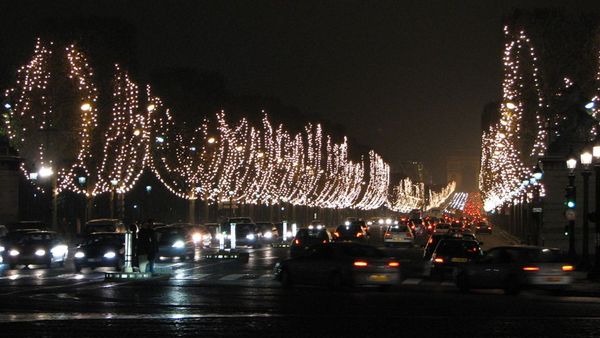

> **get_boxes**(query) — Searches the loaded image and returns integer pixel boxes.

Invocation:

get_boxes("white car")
[383,224,414,247]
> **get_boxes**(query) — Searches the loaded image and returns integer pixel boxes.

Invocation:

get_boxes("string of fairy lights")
[4,39,455,212]
[480,26,550,212]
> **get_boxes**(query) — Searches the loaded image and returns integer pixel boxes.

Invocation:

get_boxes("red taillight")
[356,232,364,238]
[388,261,400,267]
[334,232,340,237]
[522,266,540,271]
[433,258,444,263]
[427,225,432,230]
[294,239,300,245]
[354,260,368,267]
[562,265,574,271]
[322,240,328,244]
[384,232,392,238]
[428,238,433,244]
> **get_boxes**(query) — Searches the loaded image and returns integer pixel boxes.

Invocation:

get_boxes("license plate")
[545,276,562,282]
[451,258,468,263]
[368,274,390,282]
[88,258,101,262]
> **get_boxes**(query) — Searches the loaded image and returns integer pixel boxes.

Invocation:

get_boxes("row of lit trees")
[3,39,455,220]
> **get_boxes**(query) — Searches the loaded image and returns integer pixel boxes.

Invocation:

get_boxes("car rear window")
[436,224,450,229]
[436,240,481,257]
[388,225,409,233]
[86,234,123,245]
[296,229,326,239]
[338,244,384,258]
[337,225,362,234]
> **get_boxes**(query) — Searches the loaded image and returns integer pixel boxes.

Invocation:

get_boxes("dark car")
[73,232,125,272]
[155,226,195,260]
[429,239,483,278]
[455,246,574,294]
[2,231,68,269]
[256,222,279,243]
[290,228,332,258]
[168,223,212,248]
[423,233,453,260]
[475,221,493,234]
[333,224,368,242]
[7,221,47,232]
[275,242,401,288]
[215,223,261,248]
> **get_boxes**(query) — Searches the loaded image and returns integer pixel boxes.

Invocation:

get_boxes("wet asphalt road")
[1,230,600,337]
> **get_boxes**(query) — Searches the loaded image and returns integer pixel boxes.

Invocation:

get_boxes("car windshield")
[85,234,123,245]
[436,240,482,257]
[157,228,186,241]
[338,244,384,258]
[436,224,450,229]
[18,233,54,243]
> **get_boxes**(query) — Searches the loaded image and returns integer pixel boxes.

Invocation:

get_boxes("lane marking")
[402,278,422,285]
[219,274,246,281]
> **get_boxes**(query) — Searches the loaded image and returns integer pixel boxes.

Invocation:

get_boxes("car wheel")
[504,276,520,295]
[75,264,82,273]
[280,269,293,288]
[328,272,343,290]
[456,273,470,293]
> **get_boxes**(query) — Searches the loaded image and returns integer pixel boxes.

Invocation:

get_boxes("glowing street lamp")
[506,102,517,110]
[38,166,54,178]
[80,102,92,112]
[207,137,216,144]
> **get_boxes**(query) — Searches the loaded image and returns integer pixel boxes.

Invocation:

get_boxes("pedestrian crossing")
[0,270,457,288]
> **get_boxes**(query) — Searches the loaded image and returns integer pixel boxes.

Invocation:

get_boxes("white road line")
[219,274,246,281]
[401,278,422,285]
[173,273,212,280]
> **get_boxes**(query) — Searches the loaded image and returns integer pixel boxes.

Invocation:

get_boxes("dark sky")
[1,0,598,183]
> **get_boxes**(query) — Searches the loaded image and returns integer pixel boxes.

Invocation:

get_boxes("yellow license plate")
[451,258,468,263]
[368,274,390,282]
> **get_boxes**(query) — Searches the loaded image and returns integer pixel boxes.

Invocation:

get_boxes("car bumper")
[157,247,189,258]
[353,271,400,286]
[75,256,120,268]
[526,274,573,287]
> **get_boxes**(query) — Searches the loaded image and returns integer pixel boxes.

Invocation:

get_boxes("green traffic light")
[567,201,576,208]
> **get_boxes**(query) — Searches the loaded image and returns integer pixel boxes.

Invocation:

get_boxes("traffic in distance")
[0,211,575,295]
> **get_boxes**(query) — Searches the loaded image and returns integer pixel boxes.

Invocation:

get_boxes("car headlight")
[103,251,116,259]
[35,249,46,256]
[246,234,255,240]
[50,245,68,257]
[9,249,19,256]
[264,231,273,239]
[216,233,223,240]
[0,246,4,253]
[172,240,185,248]
[74,251,85,259]
[192,233,202,244]
[286,231,292,237]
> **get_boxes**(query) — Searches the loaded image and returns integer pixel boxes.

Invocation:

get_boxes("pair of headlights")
[5,245,68,258]
[74,251,116,259]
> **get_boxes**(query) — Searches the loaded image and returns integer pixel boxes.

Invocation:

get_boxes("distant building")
[446,150,479,192]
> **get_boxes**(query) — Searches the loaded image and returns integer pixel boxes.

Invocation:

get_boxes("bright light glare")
[172,240,185,248]
[50,245,68,257]
[245,234,255,240]
[35,249,46,256]
[103,251,116,259]
[9,250,19,256]
[264,231,273,239]
[192,233,202,244]
[38,166,53,178]
[80,103,92,111]
[585,102,595,109]
[74,251,85,259]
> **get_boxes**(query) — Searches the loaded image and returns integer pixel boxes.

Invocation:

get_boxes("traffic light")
[565,185,576,209]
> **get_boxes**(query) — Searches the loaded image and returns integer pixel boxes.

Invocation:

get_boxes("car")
[255,222,279,243]
[73,232,125,272]
[449,221,463,234]
[428,239,483,279]
[275,242,401,288]
[455,246,574,294]
[383,223,414,247]
[1,230,68,269]
[84,219,126,234]
[290,227,332,258]
[333,224,368,242]
[216,223,261,248]
[168,223,212,248]
[423,233,452,260]
[475,221,493,234]
[155,225,195,260]
[433,223,451,234]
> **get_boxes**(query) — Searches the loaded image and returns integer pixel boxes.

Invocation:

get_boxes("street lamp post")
[532,163,544,246]
[566,154,577,258]
[581,150,593,268]
[594,140,600,271]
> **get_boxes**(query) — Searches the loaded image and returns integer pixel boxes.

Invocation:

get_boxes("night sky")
[1,0,598,183]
